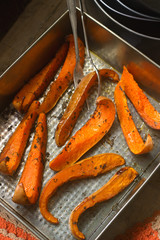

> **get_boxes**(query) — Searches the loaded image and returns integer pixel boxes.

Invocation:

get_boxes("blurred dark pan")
[119,0,160,19]
[96,0,160,39]
[99,0,155,20]
[117,0,160,20]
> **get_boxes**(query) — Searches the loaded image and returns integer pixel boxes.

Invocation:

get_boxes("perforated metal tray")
[0,9,160,240]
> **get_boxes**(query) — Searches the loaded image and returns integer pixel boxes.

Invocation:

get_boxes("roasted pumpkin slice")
[114,81,153,154]
[0,101,40,175]
[12,42,68,113]
[55,69,119,147]
[38,34,85,114]
[12,112,47,205]
[121,66,160,129]
[49,96,116,171]
[69,166,138,240]
[39,153,125,224]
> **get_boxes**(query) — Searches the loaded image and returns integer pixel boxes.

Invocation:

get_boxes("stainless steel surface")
[0,1,67,75]
[0,9,160,240]
[67,0,84,88]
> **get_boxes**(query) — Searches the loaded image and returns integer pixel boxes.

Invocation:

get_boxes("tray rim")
[0,198,49,240]
[0,8,160,240]
[89,157,160,240]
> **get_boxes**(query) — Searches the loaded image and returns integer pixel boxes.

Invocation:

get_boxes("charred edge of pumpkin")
[0,157,10,175]
[39,195,59,224]
[96,96,111,105]
[12,182,30,205]
[137,134,153,155]
[69,214,85,240]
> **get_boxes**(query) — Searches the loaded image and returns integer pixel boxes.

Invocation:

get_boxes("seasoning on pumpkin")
[12,42,68,113]
[55,68,119,147]
[38,34,85,114]
[50,96,116,171]
[39,153,125,224]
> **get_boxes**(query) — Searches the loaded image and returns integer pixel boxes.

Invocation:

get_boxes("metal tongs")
[66,0,101,96]
[66,0,84,88]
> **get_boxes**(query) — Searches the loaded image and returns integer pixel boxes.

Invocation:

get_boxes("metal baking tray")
[0,9,160,240]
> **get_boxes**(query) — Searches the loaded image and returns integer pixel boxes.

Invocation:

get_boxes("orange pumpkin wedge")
[55,69,119,147]
[12,42,68,113]
[12,112,47,205]
[114,81,153,154]
[38,34,85,114]
[49,96,116,171]
[121,66,160,129]
[69,166,138,240]
[0,101,40,175]
[39,153,125,224]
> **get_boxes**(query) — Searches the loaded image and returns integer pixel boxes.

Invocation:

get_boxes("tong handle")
[79,0,101,96]
[66,0,80,63]
[78,0,90,57]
